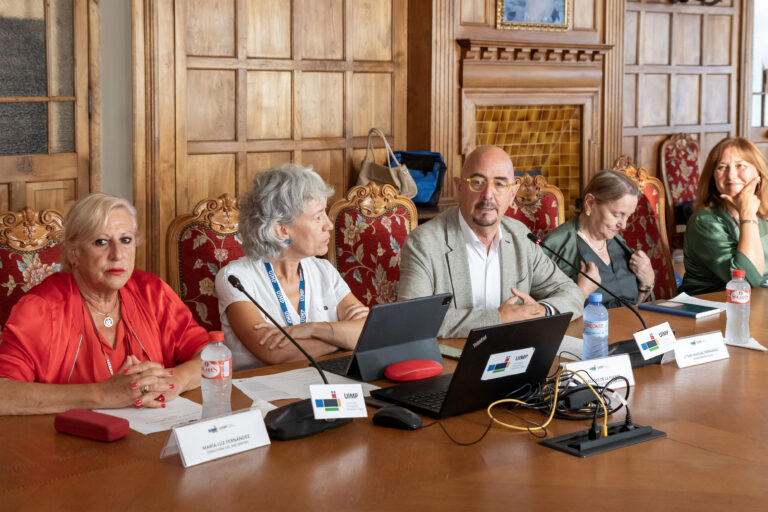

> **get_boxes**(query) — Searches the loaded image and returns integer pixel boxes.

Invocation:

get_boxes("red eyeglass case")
[384,359,443,382]
[54,409,130,442]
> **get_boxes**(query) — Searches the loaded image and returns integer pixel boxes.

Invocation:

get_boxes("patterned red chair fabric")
[504,173,565,238]
[0,208,64,328]
[166,194,243,330]
[328,182,417,306]
[612,161,677,300]
[660,133,700,248]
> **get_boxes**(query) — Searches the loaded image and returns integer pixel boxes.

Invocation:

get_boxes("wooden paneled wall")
[135,0,406,277]
[622,0,740,176]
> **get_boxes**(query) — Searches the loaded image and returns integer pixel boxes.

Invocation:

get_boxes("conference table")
[1,290,767,511]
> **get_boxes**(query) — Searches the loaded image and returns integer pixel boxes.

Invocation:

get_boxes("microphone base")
[265,399,352,441]
[539,421,666,458]
[608,338,663,368]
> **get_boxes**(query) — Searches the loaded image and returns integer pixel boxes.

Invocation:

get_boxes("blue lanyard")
[264,262,306,326]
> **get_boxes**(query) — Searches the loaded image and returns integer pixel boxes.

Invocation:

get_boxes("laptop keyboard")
[316,355,352,376]
[401,389,447,413]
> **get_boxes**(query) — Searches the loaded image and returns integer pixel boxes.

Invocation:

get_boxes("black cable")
[420,418,494,446]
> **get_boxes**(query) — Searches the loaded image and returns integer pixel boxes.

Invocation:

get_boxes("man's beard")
[471,199,498,227]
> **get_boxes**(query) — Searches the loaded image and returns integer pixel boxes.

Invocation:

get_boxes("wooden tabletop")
[1,290,767,511]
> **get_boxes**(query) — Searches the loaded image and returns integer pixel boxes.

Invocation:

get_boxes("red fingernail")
[156,394,165,402]
[130,382,137,389]
[135,399,142,406]
[169,384,175,389]
[123,369,129,374]
[161,403,166,408]
[168,370,174,376]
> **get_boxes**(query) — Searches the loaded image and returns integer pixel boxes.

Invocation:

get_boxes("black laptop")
[316,293,453,381]
[370,313,573,418]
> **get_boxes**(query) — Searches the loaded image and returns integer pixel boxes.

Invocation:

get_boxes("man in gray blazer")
[398,146,583,338]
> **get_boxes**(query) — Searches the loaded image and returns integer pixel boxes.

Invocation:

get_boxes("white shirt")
[215,255,351,371]
[457,210,502,310]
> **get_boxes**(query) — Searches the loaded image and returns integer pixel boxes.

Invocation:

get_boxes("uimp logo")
[641,333,660,352]
[487,355,510,373]
[315,391,341,412]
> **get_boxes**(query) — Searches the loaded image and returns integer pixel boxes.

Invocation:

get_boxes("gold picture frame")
[496,0,570,32]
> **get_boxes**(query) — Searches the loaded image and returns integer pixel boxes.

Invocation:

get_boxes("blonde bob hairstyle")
[61,193,140,271]
[694,137,768,218]
[577,169,640,214]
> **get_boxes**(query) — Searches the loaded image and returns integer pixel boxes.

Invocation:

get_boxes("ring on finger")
[141,384,150,394]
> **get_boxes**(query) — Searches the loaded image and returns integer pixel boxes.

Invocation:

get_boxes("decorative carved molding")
[666,133,699,151]
[514,174,548,204]
[613,160,652,194]
[339,182,417,221]
[189,194,239,234]
[0,208,64,252]
[458,40,611,64]
[612,155,636,172]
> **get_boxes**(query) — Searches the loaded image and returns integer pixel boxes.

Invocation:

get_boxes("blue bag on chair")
[390,151,447,207]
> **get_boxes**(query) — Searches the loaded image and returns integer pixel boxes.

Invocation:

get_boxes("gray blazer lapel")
[445,213,474,310]
[499,234,516,302]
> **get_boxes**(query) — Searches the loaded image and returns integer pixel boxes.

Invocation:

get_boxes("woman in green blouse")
[680,137,768,295]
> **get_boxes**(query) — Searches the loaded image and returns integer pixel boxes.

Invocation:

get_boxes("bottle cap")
[209,331,224,342]
[588,292,602,304]
[732,269,745,278]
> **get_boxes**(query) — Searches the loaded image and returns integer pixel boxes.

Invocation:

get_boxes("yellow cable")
[486,369,609,437]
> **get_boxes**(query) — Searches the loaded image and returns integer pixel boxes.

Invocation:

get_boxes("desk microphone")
[526,232,646,330]
[228,274,351,440]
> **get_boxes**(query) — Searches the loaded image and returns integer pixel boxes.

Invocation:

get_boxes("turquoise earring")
[285,238,292,245]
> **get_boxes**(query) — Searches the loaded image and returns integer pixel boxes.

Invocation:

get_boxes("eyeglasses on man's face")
[461,177,516,195]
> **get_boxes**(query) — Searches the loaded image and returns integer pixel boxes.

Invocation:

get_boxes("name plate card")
[172,409,270,468]
[633,322,676,360]
[562,354,635,388]
[674,331,729,368]
[310,384,367,420]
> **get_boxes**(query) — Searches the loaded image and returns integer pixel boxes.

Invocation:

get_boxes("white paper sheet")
[95,397,203,435]
[233,367,379,403]
[557,335,583,360]
[671,292,726,312]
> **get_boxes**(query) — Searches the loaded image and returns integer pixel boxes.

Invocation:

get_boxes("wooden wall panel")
[573,0,595,30]
[351,0,392,61]
[244,152,292,190]
[459,0,488,25]
[246,71,292,139]
[0,185,7,212]
[26,180,76,214]
[186,70,236,141]
[137,0,407,277]
[675,14,701,66]
[182,154,236,213]
[671,74,700,126]
[352,73,392,136]
[640,74,669,126]
[641,12,670,65]
[703,74,730,125]
[297,0,343,60]
[301,72,344,138]
[702,15,731,66]
[622,1,739,175]
[185,0,235,57]
[246,0,291,58]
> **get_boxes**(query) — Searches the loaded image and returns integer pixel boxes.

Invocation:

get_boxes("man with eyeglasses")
[398,145,583,337]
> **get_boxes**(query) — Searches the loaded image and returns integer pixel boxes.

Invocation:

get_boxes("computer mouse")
[371,405,422,430]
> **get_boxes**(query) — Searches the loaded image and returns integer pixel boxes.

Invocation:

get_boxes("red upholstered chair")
[504,173,565,238]
[0,208,64,328]
[166,194,243,330]
[328,182,417,306]
[612,160,677,300]
[660,133,700,248]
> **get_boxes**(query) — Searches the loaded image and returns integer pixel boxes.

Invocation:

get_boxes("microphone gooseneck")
[228,274,329,384]
[527,232,647,330]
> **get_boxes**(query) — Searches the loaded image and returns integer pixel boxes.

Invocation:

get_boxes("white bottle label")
[584,320,608,337]
[202,359,232,380]
[726,289,750,304]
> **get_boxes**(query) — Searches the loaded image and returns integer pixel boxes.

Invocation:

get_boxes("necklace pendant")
[103,316,114,328]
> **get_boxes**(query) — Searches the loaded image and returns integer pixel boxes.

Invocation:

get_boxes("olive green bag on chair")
[356,128,418,198]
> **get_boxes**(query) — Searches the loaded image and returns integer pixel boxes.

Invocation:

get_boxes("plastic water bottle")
[201,331,232,419]
[725,269,750,344]
[583,293,609,360]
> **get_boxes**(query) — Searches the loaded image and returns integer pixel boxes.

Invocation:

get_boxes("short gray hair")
[61,193,139,271]
[239,163,333,261]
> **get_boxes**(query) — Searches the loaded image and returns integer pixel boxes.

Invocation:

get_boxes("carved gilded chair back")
[504,173,565,238]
